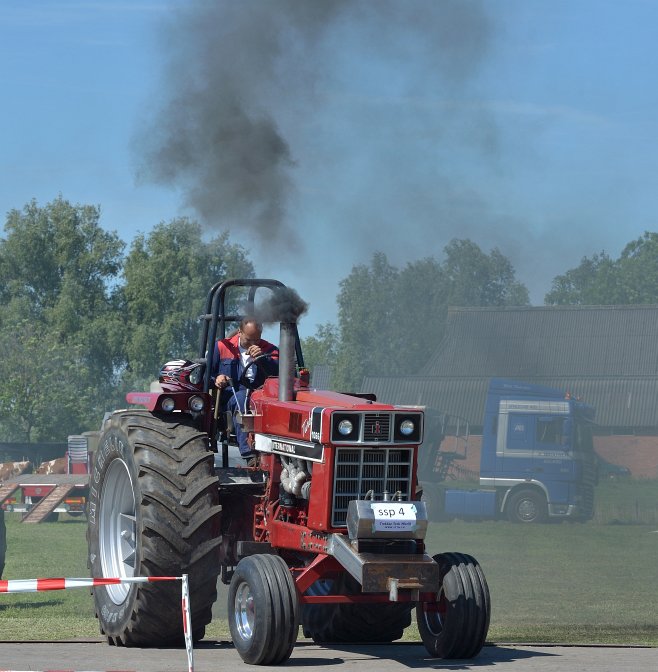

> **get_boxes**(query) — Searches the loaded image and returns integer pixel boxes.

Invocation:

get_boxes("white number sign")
[370,502,417,532]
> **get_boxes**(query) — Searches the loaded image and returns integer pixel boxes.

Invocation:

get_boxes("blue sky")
[2,1,658,337]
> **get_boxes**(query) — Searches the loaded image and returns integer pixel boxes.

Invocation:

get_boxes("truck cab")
[425,378,597,523]
[477,378,596,522]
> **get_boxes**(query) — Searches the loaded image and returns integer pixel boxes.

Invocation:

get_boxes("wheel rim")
[99,458,137,604]
[517,497,538,522]
[233,580,255,642]
[421,587,447,636]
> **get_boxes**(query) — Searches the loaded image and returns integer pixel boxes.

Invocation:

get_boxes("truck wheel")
[87,410,221,646]
[506,488,547,524]
[417,552,490,659]
[302,574,412,643]
[228,554,299,665]
[0,508,6,579]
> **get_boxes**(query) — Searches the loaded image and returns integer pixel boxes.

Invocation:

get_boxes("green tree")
[0,198,125,439]
[301,322,339,386]
[120,219,254,386]
[545,252,620,305]
[616,232,658,302]
[331,240,529,390]
[545,232,658,305]
[443,239,529,306]
[1,197,123,320]
[396,256,449,367]
[0,315,94,442]
[332,252,399,391]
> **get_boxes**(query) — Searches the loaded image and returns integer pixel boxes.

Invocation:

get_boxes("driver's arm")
[215,374,231,389]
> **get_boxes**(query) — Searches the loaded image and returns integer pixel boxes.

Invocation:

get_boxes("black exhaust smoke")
[253,286,308,324]
[135,1,495,261]
[265,288,307,402]
[245,286,308,402]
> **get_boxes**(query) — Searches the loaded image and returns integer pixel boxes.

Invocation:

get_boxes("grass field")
[424,519,658,645]
[0,479,657,644]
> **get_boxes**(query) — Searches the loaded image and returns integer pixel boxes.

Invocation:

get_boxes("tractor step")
[216,467,266,487]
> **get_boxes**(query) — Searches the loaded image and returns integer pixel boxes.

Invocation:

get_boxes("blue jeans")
[227,388,252,457]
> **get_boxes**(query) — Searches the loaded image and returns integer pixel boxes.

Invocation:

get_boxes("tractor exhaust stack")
[278,322,296,402]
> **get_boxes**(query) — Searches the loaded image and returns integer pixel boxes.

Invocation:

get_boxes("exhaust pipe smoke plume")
[238,285,307,402]
[255,287,307,402]
[252,286,309,325]
[134,1,351,250]
[135,0,496,260]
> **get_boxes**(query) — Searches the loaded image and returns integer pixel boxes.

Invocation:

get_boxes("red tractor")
[86,279,490,664]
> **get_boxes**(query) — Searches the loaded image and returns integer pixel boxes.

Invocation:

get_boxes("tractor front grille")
[363,413,391,442]
[331,447,414,527]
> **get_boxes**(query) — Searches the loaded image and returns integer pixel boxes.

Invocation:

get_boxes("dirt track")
[0,640,654,671]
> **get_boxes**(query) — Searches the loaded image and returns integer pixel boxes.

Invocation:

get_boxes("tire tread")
[87,411,221,646]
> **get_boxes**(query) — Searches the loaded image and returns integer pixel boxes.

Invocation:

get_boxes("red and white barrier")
[0,575,180,593]
[0,574,194,672]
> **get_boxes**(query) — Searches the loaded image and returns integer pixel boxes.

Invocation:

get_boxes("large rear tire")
[0,508,6,579]
[228,554,299,665]
[417,552,490,659]
[87,410,221,646]
[302,574,412,643]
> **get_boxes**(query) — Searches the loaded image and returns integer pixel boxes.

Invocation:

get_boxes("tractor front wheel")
[417,552,490,659]
[228,554,299,665]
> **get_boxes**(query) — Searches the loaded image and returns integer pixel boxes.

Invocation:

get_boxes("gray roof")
[427,305,658,378]
[362,375,658,429]
[363,305,658,429]
[361,376,488,423]
[310,365,333,391]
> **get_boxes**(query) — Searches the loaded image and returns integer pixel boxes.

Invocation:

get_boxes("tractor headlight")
[188,364,203,385]
[161,397,176,413]
[188,395,205,413]
[338,419,353,436]
[399,419,415,436]
[394,413,422,442]
[331,413,360,442]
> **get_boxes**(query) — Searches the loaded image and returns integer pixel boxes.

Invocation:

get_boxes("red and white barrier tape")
[0,574,194,672]
[0,575,178,593]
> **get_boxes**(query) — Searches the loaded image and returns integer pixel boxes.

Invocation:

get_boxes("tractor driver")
[211,317,279,462]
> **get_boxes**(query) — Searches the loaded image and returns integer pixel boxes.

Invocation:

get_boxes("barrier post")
[181,573,194,672]
[0,575,194,671]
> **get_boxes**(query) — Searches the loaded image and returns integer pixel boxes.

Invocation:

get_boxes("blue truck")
[420,378,597,523]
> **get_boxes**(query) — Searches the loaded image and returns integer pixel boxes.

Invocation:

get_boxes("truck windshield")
[535,416,566,445]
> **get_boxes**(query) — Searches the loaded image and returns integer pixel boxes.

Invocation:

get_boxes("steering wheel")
[240,353,276,389]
